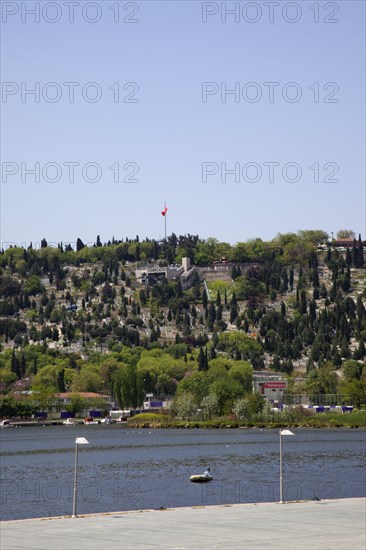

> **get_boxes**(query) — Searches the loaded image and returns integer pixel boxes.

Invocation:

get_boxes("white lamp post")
[72,436,89,517]
[279,429,295,503]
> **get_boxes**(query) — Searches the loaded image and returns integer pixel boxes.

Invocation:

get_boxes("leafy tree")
[29,386,56,413]
[228,361,253,393]
[0,368,17,390]
[201,393,219,419]
[209,377,243,415]
[176,372,208,405]
[297,230,329,246]
[114,363,144,409]
[66,394,88,415]
[71,369,104,393]
[232,393,264,421]
[218,332,262,358]
[0,276,21,297]
[336,229,355,239]
[339,380,365,407]
[342,360,363,382]
[174,392,197,419]
[306,362,338,395]
[25,275,43,296]
[33,365,59,389]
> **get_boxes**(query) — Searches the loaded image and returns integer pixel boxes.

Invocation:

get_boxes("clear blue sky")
[1,0,365,247]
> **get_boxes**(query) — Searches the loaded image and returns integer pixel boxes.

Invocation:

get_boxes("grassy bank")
[127,411,366,429]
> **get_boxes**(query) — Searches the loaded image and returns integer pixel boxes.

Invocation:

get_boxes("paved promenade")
[1,498,365,550]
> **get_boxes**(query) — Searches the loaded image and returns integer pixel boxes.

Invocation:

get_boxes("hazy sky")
[1,0,365,247]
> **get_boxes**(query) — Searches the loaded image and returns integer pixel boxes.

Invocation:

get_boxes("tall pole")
[164,202,167,241]
[279,429,294,503]
[279,431,283,503]
[71,437,88,517]
[72,440,79,517]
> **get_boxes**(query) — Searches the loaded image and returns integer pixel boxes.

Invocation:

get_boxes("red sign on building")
[262,382,287,389]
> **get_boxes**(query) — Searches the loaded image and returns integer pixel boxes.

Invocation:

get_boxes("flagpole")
[161,203,168,241]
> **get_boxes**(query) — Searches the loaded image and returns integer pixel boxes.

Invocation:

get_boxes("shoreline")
[126,421,366,429]
[1,496,365,524]
[1,419,365,429]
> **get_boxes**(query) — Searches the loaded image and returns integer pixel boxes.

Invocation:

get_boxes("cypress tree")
[309,300,316,321]
[281,302,286,317]
[217,304,223,321]
[353,337,365,359]
[198,347,205,371]
[357,235,364,267]
[341,268,351,292]
[271,355,281,371]
[20,354,26,378]
[299,290,307,314]
[76,237,85,252]
[32,357,38,375]
[326,247,332,263]
[23,290,30,309]
[57,369,66,392]
[230,302,238,323]
[202,289,208,309]
[11,350,21,379]
[281,268,289,292]
[345,248,352,267]
[208,302,216,324]
[356,296,365,322]
[289,267,294,290]
[352,239,358,266]
[320,283,328,299]
[204,348,209,371]
[312,266,319,288]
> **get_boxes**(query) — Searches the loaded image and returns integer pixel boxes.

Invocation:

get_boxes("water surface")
[0,426,365,520]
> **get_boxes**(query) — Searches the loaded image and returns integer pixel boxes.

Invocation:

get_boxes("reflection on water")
[0,427,365,520]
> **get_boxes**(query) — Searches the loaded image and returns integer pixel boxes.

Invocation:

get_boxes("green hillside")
[0,230,365,421]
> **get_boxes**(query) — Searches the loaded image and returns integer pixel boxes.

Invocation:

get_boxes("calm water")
[0,426,365,520]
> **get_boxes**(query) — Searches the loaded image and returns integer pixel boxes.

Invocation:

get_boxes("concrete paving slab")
[1,498,365,550]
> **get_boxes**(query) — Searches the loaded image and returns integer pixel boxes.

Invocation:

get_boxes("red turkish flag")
[161,206,168,216]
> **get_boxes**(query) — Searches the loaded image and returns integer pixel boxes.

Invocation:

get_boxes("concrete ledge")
[1,498,365,549]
